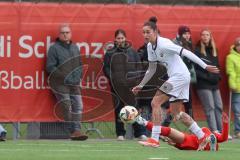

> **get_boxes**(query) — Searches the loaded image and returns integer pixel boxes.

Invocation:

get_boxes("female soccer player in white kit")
[132,17,220,149]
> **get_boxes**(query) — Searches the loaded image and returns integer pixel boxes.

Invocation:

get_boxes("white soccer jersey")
[147,36,190,78]
[139,36,207,101]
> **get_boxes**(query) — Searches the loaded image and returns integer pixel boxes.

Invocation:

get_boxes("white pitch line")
[148,158,169,160]
[219,148,240,151]
[79,149,136,152]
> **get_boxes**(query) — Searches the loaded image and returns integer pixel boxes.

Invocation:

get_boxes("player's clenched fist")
[132,85,143,95]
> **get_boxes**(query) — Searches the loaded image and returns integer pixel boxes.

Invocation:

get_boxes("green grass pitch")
[0,139,239,160]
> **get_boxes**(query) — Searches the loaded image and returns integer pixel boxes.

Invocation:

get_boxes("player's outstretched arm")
[220,112,229,142]
[215,112,229,142]
[222,112,229,124]
[181,48,220,74]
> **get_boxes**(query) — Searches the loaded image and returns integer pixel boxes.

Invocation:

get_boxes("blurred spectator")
[46,23,88,141]
[0,124,7,141]
[172,25,196,118]
[103,29,147,141]
[194,28,223,133]
[226,37,240,139]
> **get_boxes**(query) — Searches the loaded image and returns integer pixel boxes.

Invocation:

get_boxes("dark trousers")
[53,87,82,133]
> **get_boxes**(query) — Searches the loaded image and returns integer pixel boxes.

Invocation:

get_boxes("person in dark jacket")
[194,28,223,133]
[172,25,196,118]
[46,23,88,141]
[103,29,147,141]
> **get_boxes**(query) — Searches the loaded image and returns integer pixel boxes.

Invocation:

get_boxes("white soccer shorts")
[159,75,190,102]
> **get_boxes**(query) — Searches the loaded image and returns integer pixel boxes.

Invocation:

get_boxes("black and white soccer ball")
[119,105,138,124]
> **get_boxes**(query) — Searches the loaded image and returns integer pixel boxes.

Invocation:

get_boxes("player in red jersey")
[135,112,229,151]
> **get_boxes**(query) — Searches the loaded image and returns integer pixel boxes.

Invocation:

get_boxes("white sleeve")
[181,49,207,69]
[161,39,207,69]
[139,62,157,87]
[160,40,183,55]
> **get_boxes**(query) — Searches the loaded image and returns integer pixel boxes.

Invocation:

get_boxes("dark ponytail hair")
[114,29,126,38]
[143,16,158,31]
[149,16,157,24]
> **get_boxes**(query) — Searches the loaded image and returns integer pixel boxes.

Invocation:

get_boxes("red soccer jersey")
[145,119,228,151]
[175,133,199,150]
[174,122,228,151]
[214,121,229,143]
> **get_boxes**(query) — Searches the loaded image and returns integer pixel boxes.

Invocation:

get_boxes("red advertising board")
[0,2,240,121]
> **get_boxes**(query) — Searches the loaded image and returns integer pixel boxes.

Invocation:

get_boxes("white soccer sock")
[189,122,204,139]
[151,126,161,141]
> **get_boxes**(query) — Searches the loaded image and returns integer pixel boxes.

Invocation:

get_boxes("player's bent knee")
[151,101,158,109]
[151,96,165,109]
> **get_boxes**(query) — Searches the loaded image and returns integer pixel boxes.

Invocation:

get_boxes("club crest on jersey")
[160,82,173,93]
